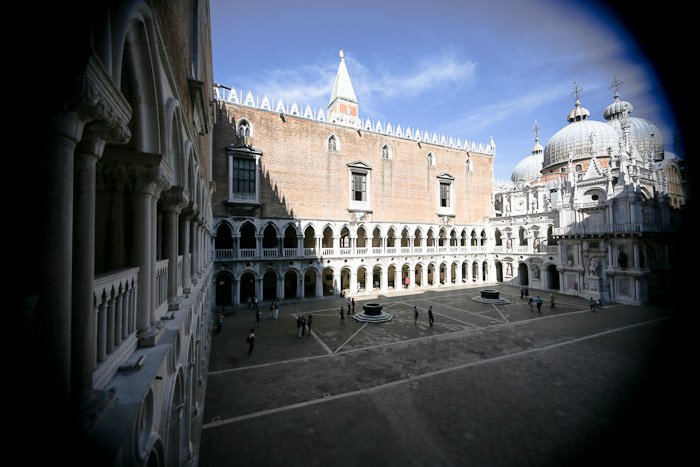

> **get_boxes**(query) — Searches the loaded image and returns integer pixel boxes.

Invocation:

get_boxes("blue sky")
[211,0,675,181]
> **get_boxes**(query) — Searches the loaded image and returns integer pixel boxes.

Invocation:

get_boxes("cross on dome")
[532,120,541,141]
[610,76,623,98]
[571,82,583,104]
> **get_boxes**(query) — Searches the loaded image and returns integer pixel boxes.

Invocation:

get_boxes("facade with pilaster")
[21,1,215,465]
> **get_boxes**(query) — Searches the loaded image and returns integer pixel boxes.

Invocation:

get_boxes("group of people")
[296,314,313,338]
[522,288,555,313]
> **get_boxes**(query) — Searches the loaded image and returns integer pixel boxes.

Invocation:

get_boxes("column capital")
[75,129,106,161]
[66,52,131,144]
[128,163,170,197]
[160,187,190,214]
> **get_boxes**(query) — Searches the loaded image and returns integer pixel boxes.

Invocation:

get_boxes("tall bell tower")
[327,49,360,128]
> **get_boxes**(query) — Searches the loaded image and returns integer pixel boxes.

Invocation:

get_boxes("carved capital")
[76,129,106,161]
[96,161,129,192]
[66,52,132,144]
[160,187,190,213]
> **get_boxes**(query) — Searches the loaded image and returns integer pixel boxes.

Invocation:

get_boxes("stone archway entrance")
[519,263,529,286]
[547,265,560,290]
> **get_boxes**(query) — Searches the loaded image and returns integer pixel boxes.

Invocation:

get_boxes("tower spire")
[328,49,360,127]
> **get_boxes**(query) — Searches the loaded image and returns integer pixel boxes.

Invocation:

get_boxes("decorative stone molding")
[161,187,190,213]
[66,52,132,144]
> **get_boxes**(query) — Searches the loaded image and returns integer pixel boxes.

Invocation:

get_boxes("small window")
[351,172,366,202]
[328,135,337,151]
[238,120,251,137]
[560,167,566,173]
[591,194,599,201]
[382,145,391,160]
[575,164,583,172]
[440,182,451,207]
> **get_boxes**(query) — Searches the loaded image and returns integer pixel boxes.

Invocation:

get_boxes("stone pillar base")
[137,328,158,348]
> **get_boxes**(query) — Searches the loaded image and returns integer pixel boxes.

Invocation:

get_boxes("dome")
[607,117,663,158]
[603,95,633,120]
[511,152,543,183]
[543,99,620,168]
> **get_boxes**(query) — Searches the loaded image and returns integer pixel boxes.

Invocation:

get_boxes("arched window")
[237,119,251,137]
[328,135,338,151]
[382,145,391,159]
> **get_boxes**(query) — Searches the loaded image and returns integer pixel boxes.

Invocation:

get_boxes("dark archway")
[482,261,488,281]
[262,271,277,300]
[472,262,478,281]
[547,264,560,290]
[262,224,278,249]
[284,270,297,298]
[415,264,423,286]
[519,263,529,286]
[283,225,297,249]
[495,262,503,282]
[215,272,234,306]
[239,272,255,304]
[304,269,317,297]
[322,267,334,296]
[239,222,256,249]
[215,223,233,249]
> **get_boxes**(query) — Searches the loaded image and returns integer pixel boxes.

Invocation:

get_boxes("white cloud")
[443,87,563,133]
[227,52,476,111]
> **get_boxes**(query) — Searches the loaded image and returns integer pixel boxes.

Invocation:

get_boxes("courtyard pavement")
[198,283,684,466]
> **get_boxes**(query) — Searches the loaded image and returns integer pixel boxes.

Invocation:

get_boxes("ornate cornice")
[66,52,132,144]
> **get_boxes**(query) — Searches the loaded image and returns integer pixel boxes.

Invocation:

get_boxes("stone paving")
[199,284,682,466]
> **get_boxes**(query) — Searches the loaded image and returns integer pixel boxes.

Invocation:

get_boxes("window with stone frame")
[437,173,454,216]
[226,144,262,204]
[232,158,255,194]
[348,161,372,212]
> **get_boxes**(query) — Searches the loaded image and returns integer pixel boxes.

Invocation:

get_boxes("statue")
[533,238,540,253]
[589,257,598,277]
[533,266,540,280]
[506,263,513,277]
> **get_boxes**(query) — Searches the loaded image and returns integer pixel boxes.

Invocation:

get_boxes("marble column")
[190,218,198,283]
[180,209,192,293]
[71,130,105,403]
[349,270,357,294]
[132,180,154,333]
[315,271,323,298]
[380,267,388,292]
[409,266,415,289]
[161,187,187,300]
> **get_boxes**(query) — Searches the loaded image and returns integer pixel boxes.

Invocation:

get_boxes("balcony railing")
[262,248,278,258]
[304,247,316,256]
[553,223,667,236]
[93,267,139,364]
[400,247,411,254]
[546,245,559,254]
[155,259,169,309]
[283,248,297,257]
[215,249,235,259]
[339,247,351,256]
[240,248,256,258]
[517,246,529,253]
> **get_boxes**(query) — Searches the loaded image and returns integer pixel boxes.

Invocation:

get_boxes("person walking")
[347,298,352,315]
[520,286,525,299]
[216,309,224,334]
[255,308,262,328]
[269,301,275,319]
[414,305,418,325]
[549,294,556,309]
[300,315,306,337]
[246,328,255,355]
[524,286,529,298]
[590,297,596,312]
[297,315,303,338]
[274,301,280,320]
[597,298,603,310]
[307,315,313,337]
[535,296,542,313]
[528,296,534,312]
[428,306,434,327]
[340,306,345,324]
[351,298,356,315]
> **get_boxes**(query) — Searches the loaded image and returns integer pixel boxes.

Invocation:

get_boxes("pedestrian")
[590,297,596,312]
[347,298,352,315]
[414,305,418,325]
[246,328,255,355]
[535,296,542,313]
[253,295,258,311]
[428,306,434,327]
[340,306,345,324]
[247,296,252,309]
[300,315,306,337]
[307,315,313,337]
[255,308,262,327]
[549,293,556,309]
[520,286,525,299]
[297,315,303,338]
[351,297,356,315]
[216,309,224,334]
[274,301,280,320]
[524,286,529,297]
[404,276,409,289]
[597,298,603,310]
[528,296,534,312]
[269,301,275,319]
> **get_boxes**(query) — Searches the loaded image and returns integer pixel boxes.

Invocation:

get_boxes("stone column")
[315,271,323,298]
[350,237,356,255]
[190,217,198,284]
[421,266,428,288]
[180,209,192,293]
[297,275,304,300]
[277,236,284,257]
[71,131,105,403]
[332,271,341,295]
[255,277,263,301]
[380,267,388,292]
[161,187,187,300]
[633,242,640,269]
[255,234,263,258]
[409,266,416,289]
[131,172,155,334]
[297,236,304,256]
[349,270,357,294]
[234,279,241,305]
[277,274,284,300]
[445,263,452,286]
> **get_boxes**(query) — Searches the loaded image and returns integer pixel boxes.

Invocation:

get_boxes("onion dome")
[543,97,620,168]
[604,89,664,158]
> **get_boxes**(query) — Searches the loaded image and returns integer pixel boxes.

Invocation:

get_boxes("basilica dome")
[543,99,620,169]
[604,94,664,158]
[511,138,543,183]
